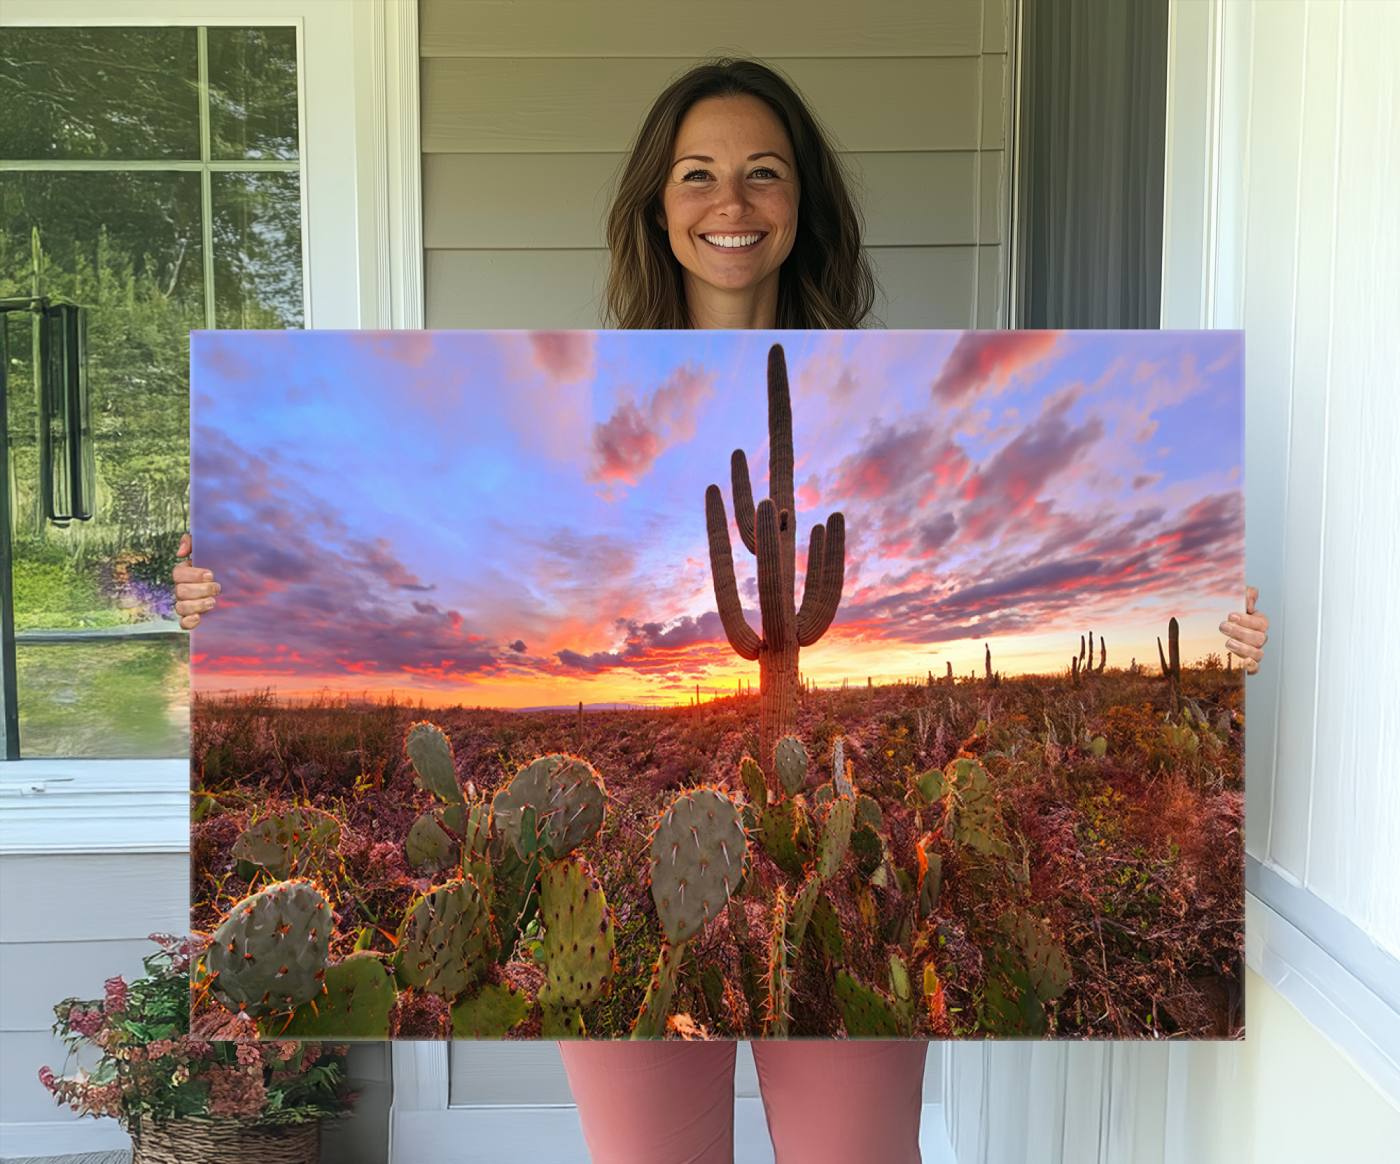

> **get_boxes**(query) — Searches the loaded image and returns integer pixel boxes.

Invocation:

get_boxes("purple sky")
[190,329,1244,706]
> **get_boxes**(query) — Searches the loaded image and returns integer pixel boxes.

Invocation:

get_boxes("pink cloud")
[529,331,595,382]
[588,363,714,487]
[930,331,1060,404]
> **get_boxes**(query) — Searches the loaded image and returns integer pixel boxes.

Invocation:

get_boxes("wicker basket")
[130,1115,321,1163]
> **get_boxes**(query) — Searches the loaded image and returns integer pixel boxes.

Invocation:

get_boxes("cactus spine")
[705,343,846,785]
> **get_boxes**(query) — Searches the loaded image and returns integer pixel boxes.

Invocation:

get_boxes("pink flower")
[206,1066,266,1118]
[103,976,128,1014]
[146,1038,177,1060]
[38,1066,56,1091]
[180,1036,213,1059]
[67,1006,103,1038]
[235,1042,261,1067]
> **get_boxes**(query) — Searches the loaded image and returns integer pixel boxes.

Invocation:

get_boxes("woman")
[173,59,1269,1164]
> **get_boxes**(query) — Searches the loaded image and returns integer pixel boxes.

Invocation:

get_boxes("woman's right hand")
[172,532,221,630]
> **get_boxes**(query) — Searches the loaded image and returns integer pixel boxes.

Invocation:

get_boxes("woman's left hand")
[1220,585,1268,674]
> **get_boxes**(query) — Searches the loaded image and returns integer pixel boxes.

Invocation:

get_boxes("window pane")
[207,26,300,161]
[16,638,189,758]
[212,171,303,327]
[2,170,200,626]
[0,28,200,161]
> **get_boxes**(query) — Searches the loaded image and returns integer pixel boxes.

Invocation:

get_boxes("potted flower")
[39,933,358,1163]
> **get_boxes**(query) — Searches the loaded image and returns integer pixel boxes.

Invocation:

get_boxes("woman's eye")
[679,168,781,181]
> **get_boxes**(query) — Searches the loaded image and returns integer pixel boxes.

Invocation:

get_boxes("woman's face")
[658,94,800,300]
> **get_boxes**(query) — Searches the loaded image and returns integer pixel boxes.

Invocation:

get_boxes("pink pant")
[557,1040,927,1164]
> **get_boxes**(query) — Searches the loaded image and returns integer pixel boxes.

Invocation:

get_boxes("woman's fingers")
[179,612,201,630]
[1220,615,1267,647]
[176,581,222,600]
[175,597,218,616]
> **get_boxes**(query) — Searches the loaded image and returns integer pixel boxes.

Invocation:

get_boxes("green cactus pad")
[492,754,605,861]
[405,721,463,804]
[812,783,834,807]
[786,872,822,951]
[395,876,497,1000]
[773,735,809,796]
[232,806,340,881]
[276,952,395,1039]
[757,798,811,877]
[996,907,1071,1001]
[451,982,530,1038]
[913,766,947,805]
[808,893,844,964]
[646,786,748,945]
[208,880,332,1017]
[405,804,464,875]
[739,754,767,806]
[538,855,615,1010]
[833,967,902,1037]
[855,794,884,832]
[815,795,855,881]
[630,938,683,1039]
[944,758,1012,858]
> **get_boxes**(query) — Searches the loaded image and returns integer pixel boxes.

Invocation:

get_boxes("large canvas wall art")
[188,328,1245,1041]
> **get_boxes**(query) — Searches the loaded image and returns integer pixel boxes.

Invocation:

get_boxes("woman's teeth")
[702,233,764,249]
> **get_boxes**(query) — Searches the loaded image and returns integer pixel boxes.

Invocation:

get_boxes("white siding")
[420,0,1014,330]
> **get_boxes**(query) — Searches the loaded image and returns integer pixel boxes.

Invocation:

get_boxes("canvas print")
[188,329,1244,1041]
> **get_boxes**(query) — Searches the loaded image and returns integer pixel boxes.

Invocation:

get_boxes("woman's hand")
[1219,585,1268,674]
[172,532,221,630]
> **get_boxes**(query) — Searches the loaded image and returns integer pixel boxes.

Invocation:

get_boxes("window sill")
[1246,855,1400,1105]
[0,758,188,854]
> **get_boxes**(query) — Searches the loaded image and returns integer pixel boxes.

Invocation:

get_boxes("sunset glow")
[190,329,1243,708]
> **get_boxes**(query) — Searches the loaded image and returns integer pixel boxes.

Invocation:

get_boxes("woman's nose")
[711,173,754,215]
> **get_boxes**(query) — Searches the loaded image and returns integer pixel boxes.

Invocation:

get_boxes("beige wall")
[419,0,1014,329]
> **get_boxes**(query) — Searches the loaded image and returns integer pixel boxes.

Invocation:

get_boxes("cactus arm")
[731,449,757,555]
[756,500,792,648]
[795,522,826,635]
[1157,635,1169,677]
[797,511,844,646]
[706,484,761,660]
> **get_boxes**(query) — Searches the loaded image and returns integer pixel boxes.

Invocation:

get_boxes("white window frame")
[0,0,423,855]
[1161,0,1400,1105]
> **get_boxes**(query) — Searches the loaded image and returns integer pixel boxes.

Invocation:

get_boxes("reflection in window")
[0,25,303,759]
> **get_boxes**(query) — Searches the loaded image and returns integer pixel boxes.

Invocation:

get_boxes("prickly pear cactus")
[763,885,794,1037]
[406,721,463,805]
[278,951,396,1038]
[997,907,1070,1002]
[630,938,684,1039]
[738,755,767,806]
[808,893,844,964]
[232,806,340,880]
[395,876,497,999]
[208,880,332,1017]
[537,855,616,1014]
[943,758,1011,858]
[646,786,748,945]
[773,735,808,796]
[814,795,855,881]
[451,981,531,1038]
[757,797,811,877]
[492,754,605,861]
[833,966,902,1037]
[831,735,854,796]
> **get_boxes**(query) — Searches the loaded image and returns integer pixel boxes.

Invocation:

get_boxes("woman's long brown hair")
[602,58,879,330]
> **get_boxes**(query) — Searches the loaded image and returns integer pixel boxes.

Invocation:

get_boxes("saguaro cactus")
[706,343,846,780]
